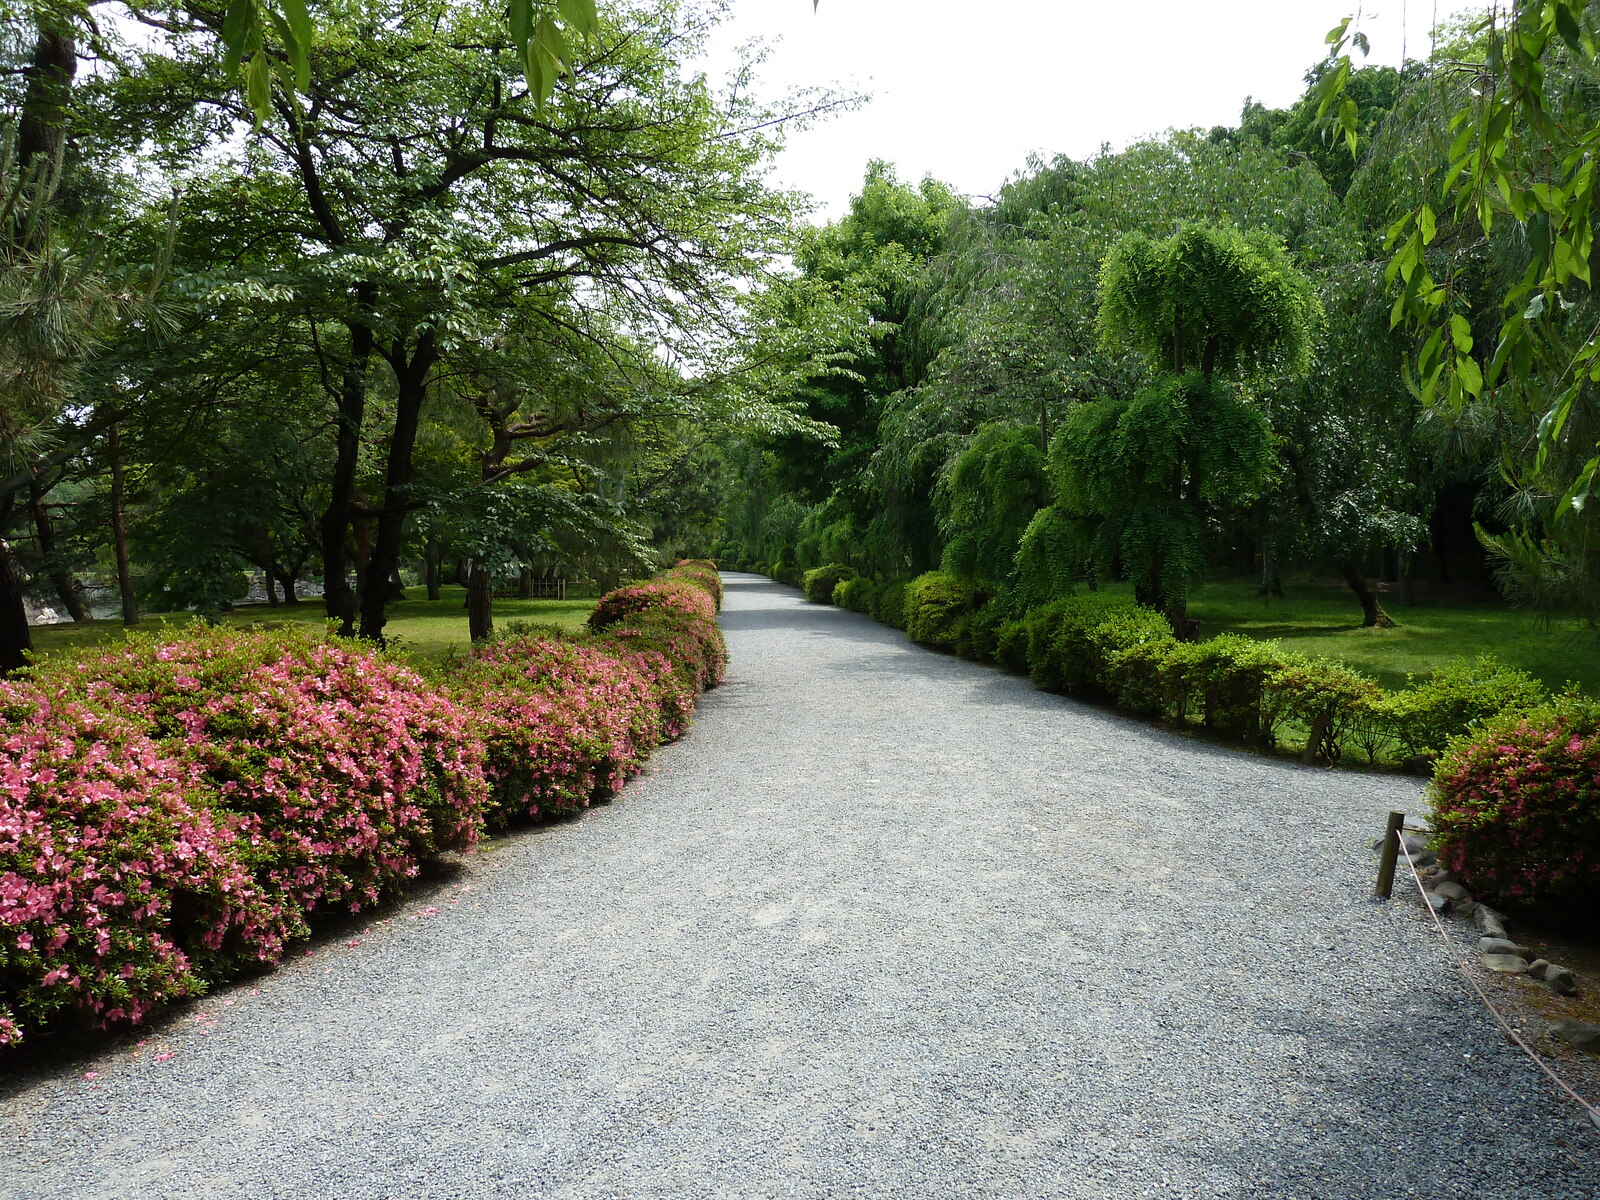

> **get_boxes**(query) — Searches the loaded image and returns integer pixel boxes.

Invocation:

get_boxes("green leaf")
[1554,2,1583,51]
[1455,353,1483,398]
[509,0,533,49]
[279,0,312,56]
[1418,203,1436,244]
[246,52,272,125]
[535,15,571,72]
[556,0,600,37]
[1523,293,1546,319]
[1450,313,1472,353]
[222,0,256,74]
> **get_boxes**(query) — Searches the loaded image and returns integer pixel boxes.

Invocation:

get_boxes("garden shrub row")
[827,570,1550,768]
[0,561,725,1049]
[781,566,1591,913]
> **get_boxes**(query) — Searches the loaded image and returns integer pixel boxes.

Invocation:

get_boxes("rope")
[1394,833,1600,1131]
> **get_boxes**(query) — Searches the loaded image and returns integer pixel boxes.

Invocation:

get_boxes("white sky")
[697,0,1489,220]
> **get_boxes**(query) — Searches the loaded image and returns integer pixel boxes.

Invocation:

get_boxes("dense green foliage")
[802,563,856,605]
[0,0,842,664]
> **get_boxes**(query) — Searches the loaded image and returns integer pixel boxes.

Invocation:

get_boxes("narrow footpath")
[4,573,1596,1200]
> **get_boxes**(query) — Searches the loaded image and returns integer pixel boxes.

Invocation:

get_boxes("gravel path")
[5,572,1597,1199]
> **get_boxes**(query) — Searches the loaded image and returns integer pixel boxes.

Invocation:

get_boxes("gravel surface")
[5,572,1597,1199]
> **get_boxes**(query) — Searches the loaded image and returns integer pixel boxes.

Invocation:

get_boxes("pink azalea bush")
[1430,694,1600,915]
[0,563,723,1047]
[43,627,490,932]
[0,685,275,1046]
[456,560,727,822]
[451,635,669,822]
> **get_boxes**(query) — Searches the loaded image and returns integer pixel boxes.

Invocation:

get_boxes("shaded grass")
[1185,577,1596,694]
[25,586,597,668]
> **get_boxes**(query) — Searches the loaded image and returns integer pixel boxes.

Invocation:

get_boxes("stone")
[1401,834,1436,867]
[1527,959,1552,975]
[1481,953,1530,974]
[1452,901,1477,917]
[1541,963,1579,996]
[1479,937,1532,958]
[1473,905,1510,940]
[1430,881,1472,903]
[1425,892,1450,914]
[1551,1019,1600,1052]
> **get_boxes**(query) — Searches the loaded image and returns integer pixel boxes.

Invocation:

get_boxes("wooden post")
[1374,811,1406,900]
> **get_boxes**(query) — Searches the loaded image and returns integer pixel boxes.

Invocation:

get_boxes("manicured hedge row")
[846,570,1551,769]
[0,561,725,1048]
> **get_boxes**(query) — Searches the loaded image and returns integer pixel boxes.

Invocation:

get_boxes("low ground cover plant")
[0,561,724,1048]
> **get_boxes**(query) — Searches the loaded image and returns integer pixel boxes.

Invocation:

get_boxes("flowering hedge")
[0,562,723,1048]
[1429,695,1600,914]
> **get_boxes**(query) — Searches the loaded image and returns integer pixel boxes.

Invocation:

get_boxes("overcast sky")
[695,0,1489,220]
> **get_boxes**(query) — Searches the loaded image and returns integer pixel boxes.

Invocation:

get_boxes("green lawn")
[1184,577,1597,695]
[26,586,597,668]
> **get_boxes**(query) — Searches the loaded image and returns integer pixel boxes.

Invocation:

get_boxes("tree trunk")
[320,311,374,635]
[424,542,442,601]
[1257,533,1283,599]
[274,568,301,605]
[0,539,34,674]
[108,426,139,625]
[263,572,280,606]
[357,333,436,641]
[1397,545,1416,607]
[1342,560,1396,628]
[466,558,494,642]
[517,565,534,599]
[28,478,89,621]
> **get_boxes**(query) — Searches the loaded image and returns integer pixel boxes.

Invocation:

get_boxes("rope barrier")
[1393,831,1600,1132]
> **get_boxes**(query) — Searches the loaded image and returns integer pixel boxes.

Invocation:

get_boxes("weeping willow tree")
[1052,222,1321,638]
[936,421,1048,599]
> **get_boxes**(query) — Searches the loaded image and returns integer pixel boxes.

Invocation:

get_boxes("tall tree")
[1054,223,1321,637]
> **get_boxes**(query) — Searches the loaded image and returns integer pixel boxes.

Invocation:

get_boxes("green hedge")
[903,571,975,649]
[802,563,856,605]
[753,567,1548,771]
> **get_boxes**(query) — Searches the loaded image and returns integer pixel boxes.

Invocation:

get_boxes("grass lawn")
[1185,577,1597,695]
[25,586,597,668]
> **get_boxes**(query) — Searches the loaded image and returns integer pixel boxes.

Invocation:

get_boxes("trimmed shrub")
[0,686,274,1047]
[962,601,1010,662]
[803,563,856,605]
[1022,597,1083,690]
[871,577,913,629]
[1262,657,1383,763]
[1095,609,1180,715]
[668,559,723,611]
[1161,634,1285,743]
[1074,604,1176,701]
[1025,593,1125,692]
[1387,656,1547,758]
[995,617,1031,674]
[902,572,974,649]
[42,628,489,933]
[1430,694,1600,915]
[1,563,723,1049]
[450,635,669,822]
[834,576,876,613]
